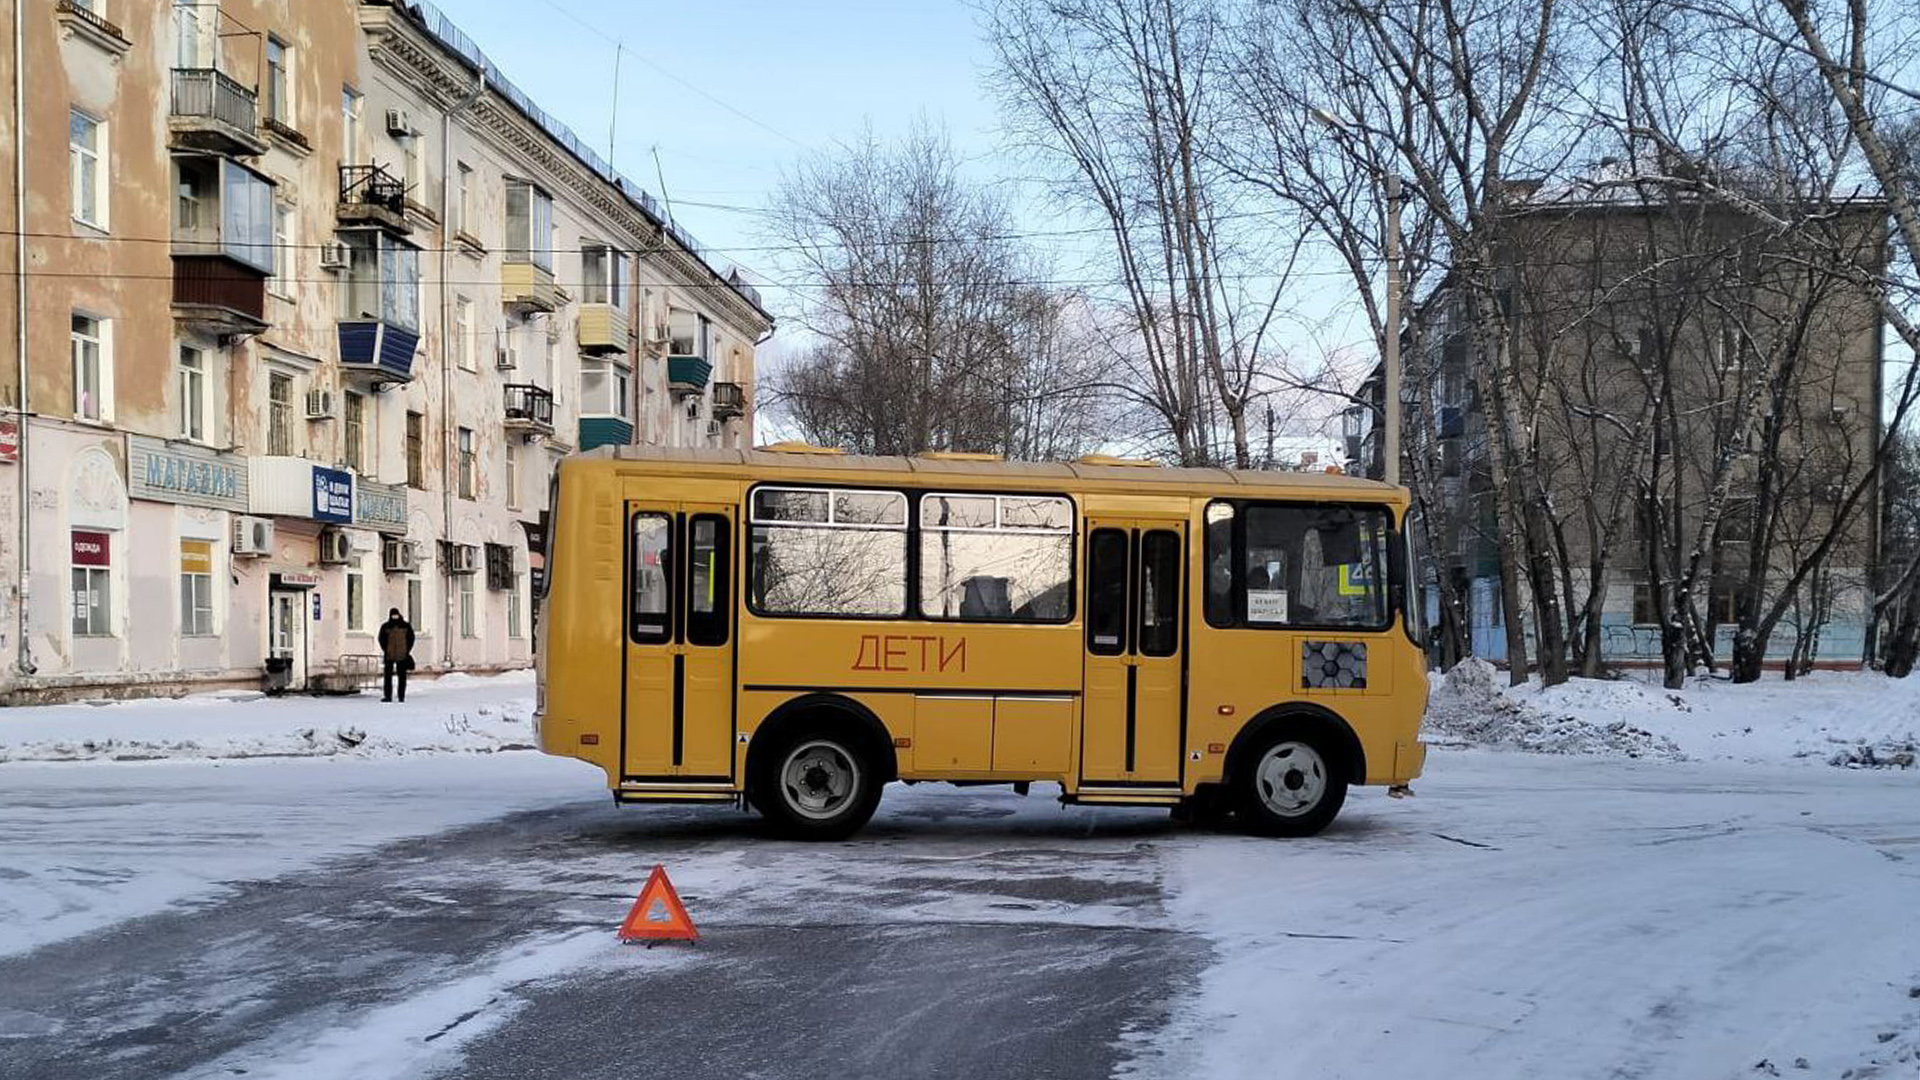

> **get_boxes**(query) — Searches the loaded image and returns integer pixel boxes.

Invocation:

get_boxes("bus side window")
[631,512,673,643]
[1087,528,1128,656]
[1204,502,1234,627]
[1139,529,1180,657]
[686,514,730,647]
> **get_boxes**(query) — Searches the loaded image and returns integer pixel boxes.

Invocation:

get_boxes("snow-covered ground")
[0,671,538,763]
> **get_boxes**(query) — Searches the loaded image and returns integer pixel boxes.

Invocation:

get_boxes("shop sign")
[71,530,111,566]
[180,540,213,574]
[311,466,354,524]
[0,418,18,464]
[271,571,320,589]
[127,435,248,512]
[353,478,409,535]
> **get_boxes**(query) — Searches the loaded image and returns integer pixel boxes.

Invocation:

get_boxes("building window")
[457,426,475,499]
[1632,582,1658,626]
[177,344,205,441]
[171,0,205,67]
[343,390,365,473]
[580,358,631,419]
[508,575,524,639]
[70,109,104,228]
[407,575,424,629]
[582,244,626,308]
[347,556,366,632]
[459,574,476,638]
[269,201,294,297]
[180,540,215,636]
[176,161,204,233]
[339,230,419,332]
[406,410,425,488]
[71,531,112,637]
[341,86,362,162]
[171,156,275,275]
[71,313,105,421]
[267,372,294,456]
[505,442,521,510]
[503,179,553,271]
[668,308,708,357]
[455,162,472,236]
[265,37,292,125]
[455,295,475,371]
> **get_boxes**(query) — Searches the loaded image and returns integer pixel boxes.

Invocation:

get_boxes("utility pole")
[1383,173,1402,487]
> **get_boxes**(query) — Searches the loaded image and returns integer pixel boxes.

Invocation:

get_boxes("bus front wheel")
[1234,731,1348,838]
[751,727,884,841]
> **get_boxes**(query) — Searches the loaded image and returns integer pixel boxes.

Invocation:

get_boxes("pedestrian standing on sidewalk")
[379,607,415,703]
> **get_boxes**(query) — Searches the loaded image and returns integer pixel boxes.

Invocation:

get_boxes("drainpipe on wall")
[440,70,485,667]
[13,0,33,681]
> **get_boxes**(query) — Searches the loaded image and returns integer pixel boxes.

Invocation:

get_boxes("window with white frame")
[267,371,294,456]
[343,390,365,473]
[339,230,419,332]
[172,0,207,67]
[71,313,106,421]
[505,442,521,510]
[401,132,422,204]
[503,179,553,271]
[455,162,472,236]
[457,427,476,499]
[341,86,363,162]
[269,201,294,297]
[180,540,215,636]
[582,244,627,309]
[177,344,206,441]
[346,553,366,632]
[70,110,104,228]
[265,37,292,126]
[455,295,475,371]
[668,307,707,357]
[71,530,112,637]
[508,574,523,639]
[459,574,476,638]
[407,575,424,630]
[580,358,631,419]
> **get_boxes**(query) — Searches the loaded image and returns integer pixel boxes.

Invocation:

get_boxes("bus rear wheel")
[1234,731,1348,838]
[751,727,883,841]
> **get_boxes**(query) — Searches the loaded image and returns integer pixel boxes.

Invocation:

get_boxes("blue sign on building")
[311,466,354,523]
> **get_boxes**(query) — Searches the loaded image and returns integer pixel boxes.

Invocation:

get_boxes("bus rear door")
[1081,520,1185,785]
[624,502,735,780]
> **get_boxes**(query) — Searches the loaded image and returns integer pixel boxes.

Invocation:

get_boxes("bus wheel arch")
[745,694,895,839]
[1224,704,1364,838]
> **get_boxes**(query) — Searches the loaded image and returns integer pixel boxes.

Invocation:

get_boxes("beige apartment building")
[0,0,772,700]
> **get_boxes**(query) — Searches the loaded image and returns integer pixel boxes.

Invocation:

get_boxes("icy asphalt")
[0,750,1917,1079]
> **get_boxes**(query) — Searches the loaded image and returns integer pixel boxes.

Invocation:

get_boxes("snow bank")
[1424,659,1684,759]
[0,671,538,763]
[1427,659,1920,769]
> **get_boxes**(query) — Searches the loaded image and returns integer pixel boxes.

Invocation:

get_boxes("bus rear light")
[1216,705,1235,716]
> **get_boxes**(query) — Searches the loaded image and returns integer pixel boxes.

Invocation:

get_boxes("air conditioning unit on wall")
[446,543,479,574]
[385,108,413,136]
[319,241,349,271]
[382,536,417,574]
[305,389,335,420]
[232,516,275,557]
[319,529,352,565]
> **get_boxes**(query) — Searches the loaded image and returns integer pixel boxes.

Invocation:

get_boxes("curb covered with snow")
[0,672,539,764]
[1426,659,1920,770]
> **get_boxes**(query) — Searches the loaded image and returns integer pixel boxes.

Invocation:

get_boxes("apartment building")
[1350,184,1885,668]
[0,0,772,700]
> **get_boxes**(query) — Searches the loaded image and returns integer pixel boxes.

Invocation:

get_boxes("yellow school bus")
[536,445,1428,839]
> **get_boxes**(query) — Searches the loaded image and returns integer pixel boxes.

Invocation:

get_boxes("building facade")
[0,0,771,700]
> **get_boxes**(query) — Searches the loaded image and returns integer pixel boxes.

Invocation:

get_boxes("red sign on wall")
[71,530,111,567]
[0,419,17,465]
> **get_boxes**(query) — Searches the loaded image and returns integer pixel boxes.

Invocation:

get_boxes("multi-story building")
[0,0,772,700]
[1351,181,1885,668]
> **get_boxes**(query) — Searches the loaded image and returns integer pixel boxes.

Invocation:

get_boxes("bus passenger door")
[1081,521,1186,785]
[624,503,736,780]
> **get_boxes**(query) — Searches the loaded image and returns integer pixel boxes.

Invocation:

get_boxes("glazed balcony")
[667,354,712,394]
[712,381,746,419]
[172,257,268,336]
[170,156,274,336]
[169,68,266,157]
[337,164,411,235]
[502,260,558,313]
[503,383,555,437]
[576,303,629,355]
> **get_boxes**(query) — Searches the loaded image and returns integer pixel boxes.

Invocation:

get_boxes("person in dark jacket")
[378,608,415,703]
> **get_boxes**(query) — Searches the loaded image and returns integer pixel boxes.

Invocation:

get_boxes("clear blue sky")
[430,0,1004,295]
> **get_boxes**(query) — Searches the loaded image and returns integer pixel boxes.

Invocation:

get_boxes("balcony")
[169,68,266,157]
[173,257,268,336]
[55,0,130,56]
[502,260,558,313]
[503,383,555,437]
[576,303,629,355]
[712,381,746,419]
[578,416,634,452]
[338,164,411,235]
[667,354,712,394]
[338,321,419,385]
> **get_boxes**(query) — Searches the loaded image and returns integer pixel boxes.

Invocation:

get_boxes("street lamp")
[1311,107,1403,488]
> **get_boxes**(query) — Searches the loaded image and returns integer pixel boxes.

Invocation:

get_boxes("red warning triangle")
[618,864,700,943]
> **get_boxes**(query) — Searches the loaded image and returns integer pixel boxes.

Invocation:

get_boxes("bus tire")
[1233,728,1348,838]
[750,724,884,841]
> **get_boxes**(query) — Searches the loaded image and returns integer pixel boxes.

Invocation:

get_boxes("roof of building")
[384,0,772,324]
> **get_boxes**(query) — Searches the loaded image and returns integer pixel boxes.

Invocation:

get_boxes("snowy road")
[1,749,1916,1079]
